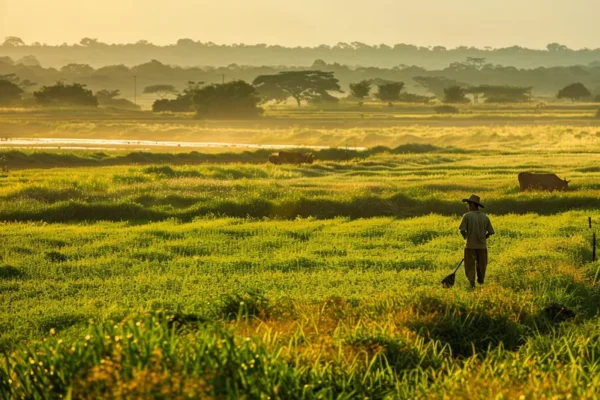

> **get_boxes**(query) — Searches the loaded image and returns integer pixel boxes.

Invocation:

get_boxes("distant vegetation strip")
[0,192,596,223]
[2,37,600,69]
[0,144,453,169]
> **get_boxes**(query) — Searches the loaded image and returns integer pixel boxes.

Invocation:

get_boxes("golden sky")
[1,0,599,48]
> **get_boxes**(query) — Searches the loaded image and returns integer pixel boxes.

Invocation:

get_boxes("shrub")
[398,92,432,103]
[217,289,270,320]
[433,105,459,114]
[34,81,98,107]
[193,80,263,118]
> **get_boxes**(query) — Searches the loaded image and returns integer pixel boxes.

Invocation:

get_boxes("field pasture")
[2,108,600,398]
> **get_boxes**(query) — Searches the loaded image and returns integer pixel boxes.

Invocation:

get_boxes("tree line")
[1,69,596,117]
[2,55,600,103]
[3,36,600,69]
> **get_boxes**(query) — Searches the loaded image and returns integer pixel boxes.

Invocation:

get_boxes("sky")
[1,0,599,49]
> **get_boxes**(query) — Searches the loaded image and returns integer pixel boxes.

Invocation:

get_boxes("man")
[459,194,495,288]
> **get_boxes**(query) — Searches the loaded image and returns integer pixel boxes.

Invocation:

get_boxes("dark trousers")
[464,248,488,287]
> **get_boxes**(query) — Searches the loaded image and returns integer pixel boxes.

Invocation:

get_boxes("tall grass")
[1,143,600,397]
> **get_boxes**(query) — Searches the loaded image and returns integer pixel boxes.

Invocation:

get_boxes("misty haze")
[1,1,600,399]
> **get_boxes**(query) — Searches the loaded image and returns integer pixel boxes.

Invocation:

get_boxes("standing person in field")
[459,194,495,288]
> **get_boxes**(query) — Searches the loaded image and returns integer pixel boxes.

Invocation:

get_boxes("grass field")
[1,109,600,398]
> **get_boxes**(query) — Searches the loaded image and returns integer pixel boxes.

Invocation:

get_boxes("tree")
[413,76,463,99]
[192,80,263,118]
[79,38,103,47]
[152,81,203,112]
[443,86,469,104]
[61,64,95,76]
[2,36,25,47]
[557,83,591,102]
[0,74,36,90]
[34,81,98,107]
[143,84,178,99]
[253,71,342,107]
[375,82,404,106]
[547,43,569,52]
[0,56,14,66]
[15,55,41,67]
[0,79,24,106]
[466,57,487,69]
[349,80,371,106]
[96,89,140,110]
[465,85,531,104]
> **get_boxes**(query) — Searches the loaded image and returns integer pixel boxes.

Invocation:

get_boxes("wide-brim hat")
[462,194,484,208]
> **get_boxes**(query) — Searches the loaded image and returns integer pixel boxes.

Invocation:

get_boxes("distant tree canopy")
[465,57,487,69]
[143,84,178,99]
[15,55,40,67]
[61,63,95,76]
[557,83,591,102]
[192,80,263,118]
[375,82,404,105]
[443,85,469,104]
[3,37,600,70]
[253,71,342,107]
[0,78,23,106]
[2,36,25,47]
[349,80,371,105]
[34,81,98,107]
[0,73,36,89]
[4,52,600,103]
[465,85,531,103]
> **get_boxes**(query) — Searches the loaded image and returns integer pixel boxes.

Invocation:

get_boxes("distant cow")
[518,172,570,192]
[268,151,315,165]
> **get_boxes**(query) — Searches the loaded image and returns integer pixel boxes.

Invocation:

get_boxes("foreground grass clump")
[2,311,600,399]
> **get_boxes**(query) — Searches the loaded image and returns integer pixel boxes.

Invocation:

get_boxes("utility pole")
[133,76,137,105]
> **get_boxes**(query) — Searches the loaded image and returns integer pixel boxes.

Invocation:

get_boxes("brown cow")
[269,151,314,165]
[518,172,570,192]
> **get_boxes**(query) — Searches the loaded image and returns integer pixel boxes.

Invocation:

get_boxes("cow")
[518,172,570,192]
[268,151,315,165]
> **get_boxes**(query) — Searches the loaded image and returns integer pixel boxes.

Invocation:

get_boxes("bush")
[193,80,263,119]
[152,96,193,112]
[433,105,459,114]
[34,81,98,107]
[0,79,23,106]
[443,85,469,103]
[217,289,270,320]
[398,92,432,103]
[596,108,600,119]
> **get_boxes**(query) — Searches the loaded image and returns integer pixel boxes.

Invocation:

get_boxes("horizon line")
[2,36,597,52]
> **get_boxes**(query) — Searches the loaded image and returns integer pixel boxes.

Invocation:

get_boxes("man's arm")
[459,215,467,239]
[486,217,495,238]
